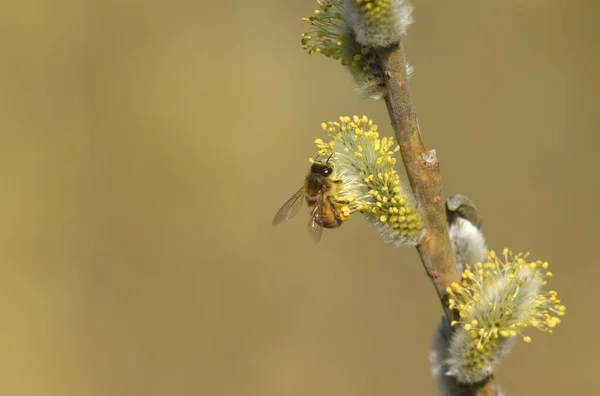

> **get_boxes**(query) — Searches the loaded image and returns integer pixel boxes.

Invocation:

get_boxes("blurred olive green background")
[0,0,598,395]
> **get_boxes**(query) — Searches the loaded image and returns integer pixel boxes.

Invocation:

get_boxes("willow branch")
[377,41,501,395]
[378,41,458,320]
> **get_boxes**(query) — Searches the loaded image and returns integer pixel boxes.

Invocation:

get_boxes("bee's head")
[311,161,333,177]
[311,153,334,176]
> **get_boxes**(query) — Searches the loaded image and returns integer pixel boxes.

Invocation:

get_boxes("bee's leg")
[328,196,353,221]
[327,196,342,219]
[335,197,352,205]
[332,178,343,184]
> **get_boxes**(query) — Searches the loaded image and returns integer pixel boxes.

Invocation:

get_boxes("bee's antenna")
[315,154,321,162]
[326,153,333,164]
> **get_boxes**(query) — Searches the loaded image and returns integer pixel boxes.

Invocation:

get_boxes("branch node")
[419,149,439,169]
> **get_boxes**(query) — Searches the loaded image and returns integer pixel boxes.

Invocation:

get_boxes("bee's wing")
[307,200,324,244]
[272,187,306,226]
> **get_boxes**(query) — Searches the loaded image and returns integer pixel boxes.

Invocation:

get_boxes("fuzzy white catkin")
[343,0,414,47]
[316,116,425,245]
[442,249,565,386]
[448,217,487,275]
[431,318,506,396]
[301,3,388,100]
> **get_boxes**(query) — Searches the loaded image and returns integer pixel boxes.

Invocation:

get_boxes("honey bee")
[272,156,350,243]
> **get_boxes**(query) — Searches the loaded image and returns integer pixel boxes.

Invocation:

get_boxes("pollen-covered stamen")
[302,3,348,58]
[444,249,566,384]
[312,115,424,246]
